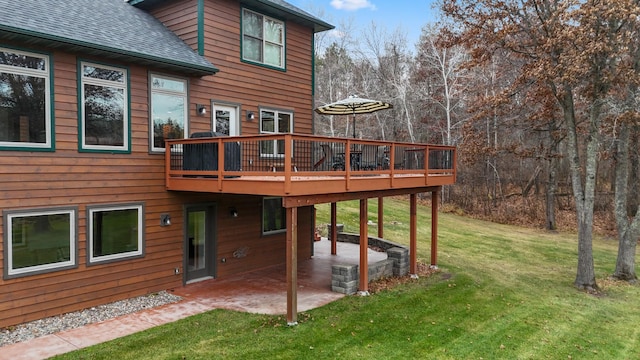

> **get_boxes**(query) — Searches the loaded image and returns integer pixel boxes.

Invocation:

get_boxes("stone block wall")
[331,246,409,295]
[387,247,409,276]
[334,232,406,251]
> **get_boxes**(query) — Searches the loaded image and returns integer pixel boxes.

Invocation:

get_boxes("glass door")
[213,104,239,136]
[185,205,216,282]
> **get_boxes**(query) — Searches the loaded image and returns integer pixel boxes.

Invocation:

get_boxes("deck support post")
[377,197,384,239]
[431,189,439,268]
[410,193,418,277]
[358,198,369,295]
[330,202,337,255]
[286,207,298,325]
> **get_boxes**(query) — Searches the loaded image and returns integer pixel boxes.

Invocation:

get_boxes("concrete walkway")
[0,240,386,359]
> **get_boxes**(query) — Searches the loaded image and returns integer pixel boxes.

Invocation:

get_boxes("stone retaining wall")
[330,231,409,295]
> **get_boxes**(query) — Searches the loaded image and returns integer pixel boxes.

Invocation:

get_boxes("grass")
[54,197,640,359]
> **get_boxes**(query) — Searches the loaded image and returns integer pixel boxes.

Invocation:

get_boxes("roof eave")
[129,0,334,33]
[255,0,334,33]
[250,0,334,33]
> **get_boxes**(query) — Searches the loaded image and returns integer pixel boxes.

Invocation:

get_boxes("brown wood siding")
[205,194,313,277]
[0,0,318,328]
[191,0,315,136]
[0,48,185,328]
[149,0,200,51]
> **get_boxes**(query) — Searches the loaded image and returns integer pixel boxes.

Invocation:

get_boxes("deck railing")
[165,134,456,194]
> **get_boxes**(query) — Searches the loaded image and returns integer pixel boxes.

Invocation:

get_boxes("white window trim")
[0,47,52,150]
[149,73,188,153]
[262,197,286,235]
[87,203,144,264]
[242,8,285,69]
[259,108,293,158]
[80,61,129,152]
[5,208,76,277]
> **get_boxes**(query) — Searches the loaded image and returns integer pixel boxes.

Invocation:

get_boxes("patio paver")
[0,240,386,359]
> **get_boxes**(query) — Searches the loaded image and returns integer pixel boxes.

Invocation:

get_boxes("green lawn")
[55,198,640,359]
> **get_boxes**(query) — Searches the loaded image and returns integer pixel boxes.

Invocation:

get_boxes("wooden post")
[410,193,417,276]
[330,202,337,255]
[431,190,439,267]
[284,134,292,194]
[377,197,384,239]
[286,207,298,325]
[359,198,369,295]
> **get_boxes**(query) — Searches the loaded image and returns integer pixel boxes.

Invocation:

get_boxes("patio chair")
[314,144,345,170]
[378,145,390,169]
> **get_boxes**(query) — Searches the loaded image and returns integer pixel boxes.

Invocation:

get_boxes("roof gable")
[0,0,218,76]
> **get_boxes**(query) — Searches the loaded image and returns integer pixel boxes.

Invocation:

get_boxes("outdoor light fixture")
[196,104,207,116]
[246,111,255,121]
[160,213,171,227]
[229,207,238,218]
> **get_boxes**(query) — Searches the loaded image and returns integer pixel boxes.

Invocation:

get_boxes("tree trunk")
[612,122,639,281]
[546,156,558,230]
[613,229,638,281]
[562,89,598,291]
[545,118,559,231]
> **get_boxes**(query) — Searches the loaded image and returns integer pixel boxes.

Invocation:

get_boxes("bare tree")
[442,0,640,290]
[415,26,468,146]
[609,25,640,281]
[356,22,417,142]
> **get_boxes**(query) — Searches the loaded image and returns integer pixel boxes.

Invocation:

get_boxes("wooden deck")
[165,134,456,197]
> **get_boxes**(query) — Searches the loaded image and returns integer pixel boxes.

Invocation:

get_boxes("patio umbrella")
[315,95,393,138]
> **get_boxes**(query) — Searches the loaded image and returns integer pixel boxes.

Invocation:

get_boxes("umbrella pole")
[352,111,356,139]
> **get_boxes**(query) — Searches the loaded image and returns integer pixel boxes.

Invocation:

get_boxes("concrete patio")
[0,239,387,359]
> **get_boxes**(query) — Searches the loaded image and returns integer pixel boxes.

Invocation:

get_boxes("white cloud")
[328,29,347,39]
[330,0,377,11]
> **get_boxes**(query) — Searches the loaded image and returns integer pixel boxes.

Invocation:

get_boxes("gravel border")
[0,291,182,347]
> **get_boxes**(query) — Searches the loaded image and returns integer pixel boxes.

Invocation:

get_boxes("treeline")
[312,1,640,288]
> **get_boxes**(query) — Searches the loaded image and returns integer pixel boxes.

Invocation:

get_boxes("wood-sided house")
[0,0,456,328]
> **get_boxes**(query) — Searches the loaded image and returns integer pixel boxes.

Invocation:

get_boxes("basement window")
[88,203,144,264]
[3,207,77,279]
[262,197,286,235]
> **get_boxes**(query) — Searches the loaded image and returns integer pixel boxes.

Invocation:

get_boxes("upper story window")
[3,207,77,279]
[79,62,129,153]
[0,47,53,151]
[242,9,285,69]
[260,109,292,157]
[150,74,188,152]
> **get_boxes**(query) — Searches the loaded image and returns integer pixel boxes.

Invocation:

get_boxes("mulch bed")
[368,262,439,294]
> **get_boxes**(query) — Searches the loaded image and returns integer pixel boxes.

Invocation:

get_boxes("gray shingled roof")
[0,0,218,76]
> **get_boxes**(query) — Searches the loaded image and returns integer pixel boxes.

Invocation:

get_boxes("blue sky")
[287,0,441,49]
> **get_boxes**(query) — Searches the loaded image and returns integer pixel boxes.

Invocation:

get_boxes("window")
[263,197,286,234]
[88,203,144,264]
[3,207,77,278]
[0,47,52,150]
[242,9,285,69]
[260,109,292,157]
[79,62,129,152]
[150,74,188,152]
